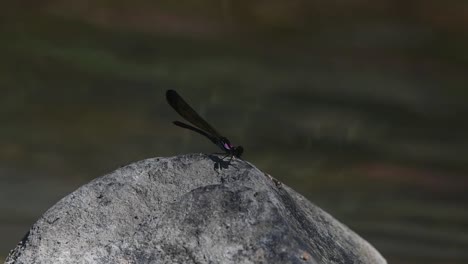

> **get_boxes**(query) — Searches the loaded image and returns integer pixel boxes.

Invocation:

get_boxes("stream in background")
[1,2,468,263]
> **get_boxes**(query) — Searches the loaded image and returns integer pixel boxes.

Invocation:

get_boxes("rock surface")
[6,154,386,264]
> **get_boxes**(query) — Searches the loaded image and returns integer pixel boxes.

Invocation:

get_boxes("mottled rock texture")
[6,154,386,264]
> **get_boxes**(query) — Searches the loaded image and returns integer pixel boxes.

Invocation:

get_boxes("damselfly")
[166,90,244,158]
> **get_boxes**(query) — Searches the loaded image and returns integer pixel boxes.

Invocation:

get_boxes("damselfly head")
[232,146,244,158]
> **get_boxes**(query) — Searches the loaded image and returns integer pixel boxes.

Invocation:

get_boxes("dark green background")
[1,1,468,263]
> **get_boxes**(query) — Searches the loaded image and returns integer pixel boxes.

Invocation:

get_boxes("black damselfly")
[166,90,244,158]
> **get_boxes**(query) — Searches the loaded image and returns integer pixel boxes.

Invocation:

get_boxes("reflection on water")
[1,4,468,263]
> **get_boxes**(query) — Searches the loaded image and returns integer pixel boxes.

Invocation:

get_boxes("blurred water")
[1,3,468,263]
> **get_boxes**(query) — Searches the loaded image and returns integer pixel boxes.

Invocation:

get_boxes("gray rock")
[6,154,386,264]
